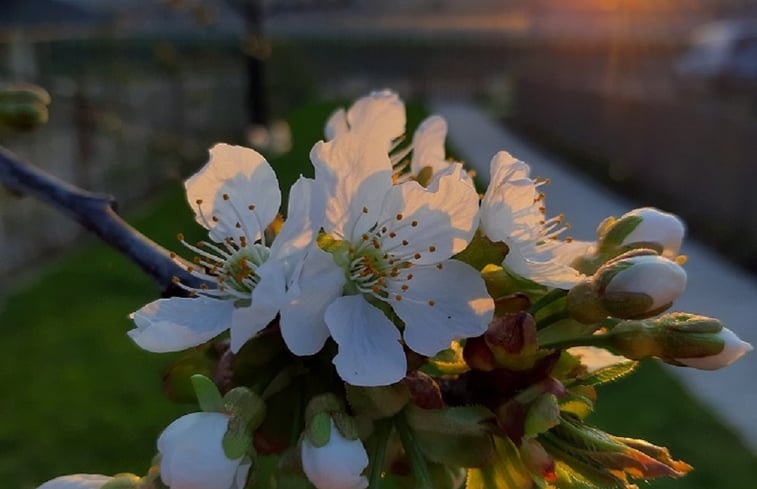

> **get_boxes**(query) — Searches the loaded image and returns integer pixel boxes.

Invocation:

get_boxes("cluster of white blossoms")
[37,90,752,489]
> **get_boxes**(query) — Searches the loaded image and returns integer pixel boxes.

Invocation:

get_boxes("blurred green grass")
[2,100,756,488]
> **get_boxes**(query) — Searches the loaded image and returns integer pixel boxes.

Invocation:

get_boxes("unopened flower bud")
[158,412,251,489]
[599,208,685,258]
[301,418,368,489]
[568,252,686,322]
[603,313,752,370]
[654,313,753,370]
[484,312,539,370]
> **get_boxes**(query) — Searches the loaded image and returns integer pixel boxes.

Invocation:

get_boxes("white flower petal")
[269,176,324,264]
[229,260,287,353]
[480,152,539,242]
[504,241,585,289]
[159,412,242,489]
[128,297,233,352]
[186,143,280,243]
[345,89,406,150]
[311,138,392,239]
[325,295,406,386]
[325,108,348,140]
[37,474,113,489]
[301,419,369,489]
[280,248,345,355]
[410,115,449,175]
[391,260,493,357]
[378,165,479,263]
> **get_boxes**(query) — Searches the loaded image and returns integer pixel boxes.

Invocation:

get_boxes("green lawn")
[2,100,756,489]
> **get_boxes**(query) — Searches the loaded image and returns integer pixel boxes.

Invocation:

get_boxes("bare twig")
[0,146,206,296]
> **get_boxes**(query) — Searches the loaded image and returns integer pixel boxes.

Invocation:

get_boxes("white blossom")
[480,151,592,288]
[301,98,493,386]
[129,143,323,354]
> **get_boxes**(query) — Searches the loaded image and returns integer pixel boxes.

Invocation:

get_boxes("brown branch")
[0,146,207,296]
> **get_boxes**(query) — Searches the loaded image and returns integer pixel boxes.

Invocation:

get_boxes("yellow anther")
[395,295,402,301]
[223,193,230,200]
[402,240,409,246]
[676,255,688,265]
[362,206,369,214]
[396,213,403,220]
[248,204,256,211]
[177,233,185,241]
[172,276,181,284]
[428,300,435,306]
[196,199,203,205]
[436,263,444,270]
[414,253,421,260]
[411,221,418,227]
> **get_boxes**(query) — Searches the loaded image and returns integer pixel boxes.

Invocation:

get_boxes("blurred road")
[433,100,757,454]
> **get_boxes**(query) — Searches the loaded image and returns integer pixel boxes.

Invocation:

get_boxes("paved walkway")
[432,100,757,453]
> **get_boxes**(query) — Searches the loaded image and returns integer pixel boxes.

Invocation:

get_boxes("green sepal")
[598,215,643,251]
[465,436,535,489]
[524,394,560,438]
[306,411,332,447]
[453,231,510,271]
[345,382,410,420]
[223,415,253,459]
[600,291,655,319]
[331,411,359,440]
[101,473,141,489]
[224,387,266,429]
[653,313,723,334]
[191,374,224,412]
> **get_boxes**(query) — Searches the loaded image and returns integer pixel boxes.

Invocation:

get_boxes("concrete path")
[432,100,757,453]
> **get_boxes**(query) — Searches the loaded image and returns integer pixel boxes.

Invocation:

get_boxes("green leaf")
[578,361,638,387]
[405,404,493,436]
[345,382,410,420]
[466,436,534,489]
[599,215,643,250]
[415,431,495,467]
[191,374,224,412]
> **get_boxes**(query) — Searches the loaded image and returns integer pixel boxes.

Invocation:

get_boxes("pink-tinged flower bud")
[301,418,369,489]
[158,412,250,489]
[599,208,685,258]
[36,474,113,489]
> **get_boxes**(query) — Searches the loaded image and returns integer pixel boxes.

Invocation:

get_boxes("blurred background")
[1,1,756,488]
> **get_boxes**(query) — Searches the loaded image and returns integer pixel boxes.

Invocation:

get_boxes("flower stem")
[537,310,571,329]
[529,288,568,314]
[541,334,610,351]
[394,411,433,489]
[368,418,393,489]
